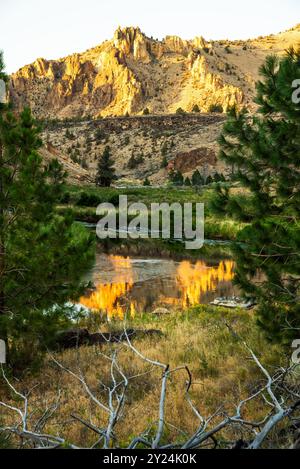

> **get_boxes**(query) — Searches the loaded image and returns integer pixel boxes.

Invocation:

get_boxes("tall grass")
[0,307,287,448]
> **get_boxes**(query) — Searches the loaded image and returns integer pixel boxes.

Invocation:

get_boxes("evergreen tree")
[210,49,300,343]
[0,54,95,367]
[96,146,116,187]
[209,104,223,113]
[184,177,192,186]
[169,170,184,186]
[161,141,168,156]
[191,170,203,187]
[143,177,151,186]
[161,156,168,169]
[213,172,221,183]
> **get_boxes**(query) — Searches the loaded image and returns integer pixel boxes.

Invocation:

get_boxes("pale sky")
[1,0,299,73]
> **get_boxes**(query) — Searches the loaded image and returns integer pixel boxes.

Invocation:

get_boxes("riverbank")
[57,185,245,242]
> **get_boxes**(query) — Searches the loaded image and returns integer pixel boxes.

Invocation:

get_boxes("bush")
[128,154,144,169]
[75,191,119,207]
[161,142,168,156]
[192,104,201,113]
[192,170,204,187]
[208,104,223,113]
[95,128,106,141]
[65,129,76,140]
[161,156,168,169]
[143,108,150,115]
[176,107,186,115]
[169,170,184,186]
[59,191,71,204]
[76,192,103,207]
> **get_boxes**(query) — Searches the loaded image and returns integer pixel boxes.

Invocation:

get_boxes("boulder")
[152,307,170,316]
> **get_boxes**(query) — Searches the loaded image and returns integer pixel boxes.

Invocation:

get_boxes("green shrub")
[74,190,120,207]
[192,104,201,113]
[95,128,106,141]
[128,154,144,169]
[161,156,168,169]
[208,104,223,113]
[59,191,71,204]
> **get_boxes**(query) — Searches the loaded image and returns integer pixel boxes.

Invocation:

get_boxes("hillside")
[9,25,300,119]
[9,24,300,184]
[42,113,226,185]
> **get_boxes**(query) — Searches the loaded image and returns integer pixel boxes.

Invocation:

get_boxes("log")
[56,328,163,350]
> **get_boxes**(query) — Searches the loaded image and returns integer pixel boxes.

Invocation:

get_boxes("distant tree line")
[169,169,227,187]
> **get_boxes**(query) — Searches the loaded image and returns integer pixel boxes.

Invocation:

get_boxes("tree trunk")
[0,137,7,344]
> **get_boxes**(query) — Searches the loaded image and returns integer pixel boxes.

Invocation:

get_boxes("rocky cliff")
[10,25,300,119]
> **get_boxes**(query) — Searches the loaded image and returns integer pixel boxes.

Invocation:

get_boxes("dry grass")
[0,306,288,448]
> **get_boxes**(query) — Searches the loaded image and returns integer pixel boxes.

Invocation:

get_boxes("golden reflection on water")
[176,260,235,308]
[80,256,134,320]
[80,255,235,319]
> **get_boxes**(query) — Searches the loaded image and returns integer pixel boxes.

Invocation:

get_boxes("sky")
[1,0,300,73]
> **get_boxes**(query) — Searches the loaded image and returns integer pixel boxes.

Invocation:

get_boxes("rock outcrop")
[10,24,299,119]
[167,147,217,174]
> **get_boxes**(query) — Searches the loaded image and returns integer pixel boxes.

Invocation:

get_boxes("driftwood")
[55,328,164,350]
[210,296,256,310]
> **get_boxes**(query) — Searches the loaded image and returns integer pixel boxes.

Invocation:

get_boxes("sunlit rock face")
[188,54,243,112]
[9,24,300,119]
[113,26,152,63]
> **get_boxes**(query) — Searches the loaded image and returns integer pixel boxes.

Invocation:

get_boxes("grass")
[58,185,244,242]
[1,185,270,448]
[0,306,289,448]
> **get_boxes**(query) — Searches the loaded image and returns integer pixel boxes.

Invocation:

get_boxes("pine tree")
[213,172,221,183]
[191,170,203,187]
[210,49,300,343]
[0,55,95,367]
[161,142,168,156]
[161,156,168,169]
[95,146,116,187]
[0,52,8,348]
[169,170,184,186]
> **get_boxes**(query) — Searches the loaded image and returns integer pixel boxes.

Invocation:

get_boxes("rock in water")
[210,297,256,310]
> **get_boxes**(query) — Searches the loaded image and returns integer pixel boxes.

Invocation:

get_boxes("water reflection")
[80,254,236,319]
